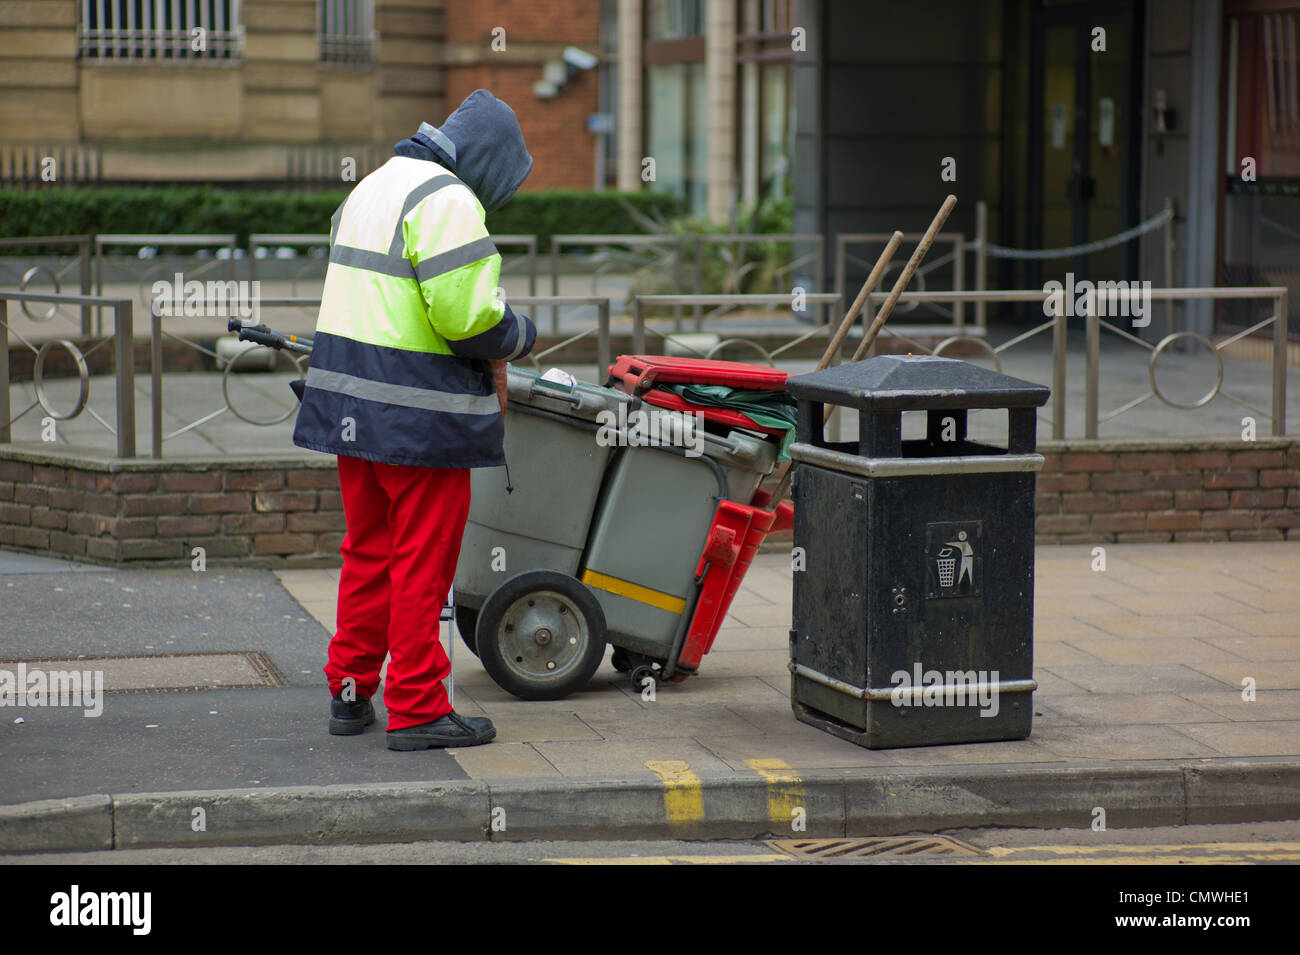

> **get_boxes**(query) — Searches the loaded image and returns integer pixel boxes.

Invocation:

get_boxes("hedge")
[0,187,685,252]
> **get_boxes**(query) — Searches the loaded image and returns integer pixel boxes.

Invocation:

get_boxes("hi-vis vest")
[293,156,535,468]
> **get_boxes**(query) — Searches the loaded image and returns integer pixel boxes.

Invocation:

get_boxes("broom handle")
[849,193,958,364]
[768,197,959,509]
[817,231,903,425]
[818,230,903,372]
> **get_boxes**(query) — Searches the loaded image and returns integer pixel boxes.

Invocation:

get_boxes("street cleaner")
[292,90,537,751]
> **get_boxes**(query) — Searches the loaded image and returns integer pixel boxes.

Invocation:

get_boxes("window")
[320,0,377,65]
[646,61,709,211]
[79,1,244,62]
[1222,7,1300,337]
[649,0,704,39]
[738,0,794,202]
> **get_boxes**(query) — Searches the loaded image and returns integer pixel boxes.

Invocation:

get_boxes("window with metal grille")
[320,0,377,65]
[79,1,243,61]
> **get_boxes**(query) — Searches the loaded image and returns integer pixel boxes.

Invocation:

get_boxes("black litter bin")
[785,355,1050,748]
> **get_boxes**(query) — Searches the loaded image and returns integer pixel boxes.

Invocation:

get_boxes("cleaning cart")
[452,356,793,700]
[229,319,794,703]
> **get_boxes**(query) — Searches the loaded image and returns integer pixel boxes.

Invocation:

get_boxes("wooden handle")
[770,198,957,510]
[816,230,903,372]
[849,194,958,363]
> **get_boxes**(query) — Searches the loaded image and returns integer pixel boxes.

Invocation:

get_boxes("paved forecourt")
[0,541,1297,851]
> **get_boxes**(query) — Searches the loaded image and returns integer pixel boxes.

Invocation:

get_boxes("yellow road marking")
[978,843,1300,864]
[987,842,1300,858]
[546,843,1300,866]
[745,758,804,830]
[547,855,792,865]
[582,570,686,614]
[645,760,704,825]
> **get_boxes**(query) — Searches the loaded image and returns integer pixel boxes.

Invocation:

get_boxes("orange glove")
[490,360,508,416]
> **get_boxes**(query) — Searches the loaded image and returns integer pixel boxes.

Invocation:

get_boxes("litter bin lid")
[506,366,631,423]
[786,355,1049,412]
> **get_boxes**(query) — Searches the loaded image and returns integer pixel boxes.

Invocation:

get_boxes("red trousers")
[325,455,471,731]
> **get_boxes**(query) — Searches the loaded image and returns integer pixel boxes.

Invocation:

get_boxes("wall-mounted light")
[533,46,598,99]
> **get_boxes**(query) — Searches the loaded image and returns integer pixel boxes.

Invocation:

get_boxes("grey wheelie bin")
[784,355,1050,748]
[454,366,781,700]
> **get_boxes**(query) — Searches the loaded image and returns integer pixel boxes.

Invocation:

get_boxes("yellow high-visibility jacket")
[293,156,535,467]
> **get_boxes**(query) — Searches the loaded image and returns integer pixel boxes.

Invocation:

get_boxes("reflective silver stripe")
[417,121,457,163]
[789,662,1038,701]
[788,443,1044,477]
[389,174,462,256]
[306,367,499,415]
[415,236,497,283]
[329,244,417,280]
[503,308,529,361]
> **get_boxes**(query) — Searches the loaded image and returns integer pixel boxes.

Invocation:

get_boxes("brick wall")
[442,0,600,190]
[0,451,344,567]
[0,436,1296,567]
[1034,437,1299,544]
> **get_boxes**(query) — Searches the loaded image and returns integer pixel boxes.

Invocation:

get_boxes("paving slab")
[0,540,1296,851]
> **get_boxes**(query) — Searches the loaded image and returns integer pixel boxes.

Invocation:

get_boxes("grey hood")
[408,90,533,213]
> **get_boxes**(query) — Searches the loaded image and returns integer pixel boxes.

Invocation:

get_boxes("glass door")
[1028,1,1143,295]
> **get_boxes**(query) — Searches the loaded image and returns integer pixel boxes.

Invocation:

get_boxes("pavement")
[1,540,1298,852]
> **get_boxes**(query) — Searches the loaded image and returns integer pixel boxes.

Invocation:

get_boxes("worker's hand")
[490,359,508,417]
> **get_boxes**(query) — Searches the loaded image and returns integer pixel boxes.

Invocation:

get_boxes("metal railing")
[218,233,538,297]
[247,234,328,289]
[1,292,613,459]
[969,198,1178,332]
[837,231,968,332]
[632,293,844,362]
[504,296,611,373]
[0,236,94,335]
[0,290,137,457]
[494,235,539,298]
[95,234,240,334]
[694,233,826,324]
[2,283,1289,456]
[856,286,1289,439]
[550,234,687,331]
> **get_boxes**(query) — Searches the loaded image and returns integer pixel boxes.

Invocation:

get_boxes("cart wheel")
[630,664,658,694]
[454,605,480,657]
[476,571,607,700]
[610,646,633,673]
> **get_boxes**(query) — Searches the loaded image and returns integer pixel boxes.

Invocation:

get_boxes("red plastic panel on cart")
[609,355,789,393]
[676,498,792,674]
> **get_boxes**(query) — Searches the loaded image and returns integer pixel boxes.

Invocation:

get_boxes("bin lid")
[505,366,632,424]
[786,355,1050,412]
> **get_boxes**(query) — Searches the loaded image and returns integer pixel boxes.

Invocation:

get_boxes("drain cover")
[0,652,287,693]
[768,836,983,860]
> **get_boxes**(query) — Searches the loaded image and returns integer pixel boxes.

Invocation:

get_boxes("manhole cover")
[768,835,983,860]
[0,651,287,694]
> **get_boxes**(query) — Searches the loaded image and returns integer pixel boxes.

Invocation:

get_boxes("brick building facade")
[440,0,602,190]
[0,0,604,191]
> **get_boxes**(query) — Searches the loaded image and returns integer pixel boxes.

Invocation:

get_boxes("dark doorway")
[1027,1,1144,296]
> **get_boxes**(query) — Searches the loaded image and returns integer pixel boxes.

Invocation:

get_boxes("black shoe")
[328,695,375,736]
[387,711,497,750]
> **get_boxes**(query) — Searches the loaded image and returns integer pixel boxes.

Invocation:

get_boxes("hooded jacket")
[293,90,537,468]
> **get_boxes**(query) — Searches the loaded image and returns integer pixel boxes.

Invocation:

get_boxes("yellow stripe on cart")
[580,569,686,615]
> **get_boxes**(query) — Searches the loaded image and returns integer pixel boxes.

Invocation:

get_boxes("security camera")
[563,46,598,71]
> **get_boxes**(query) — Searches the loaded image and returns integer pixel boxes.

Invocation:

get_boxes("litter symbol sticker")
[925,521,982,599]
